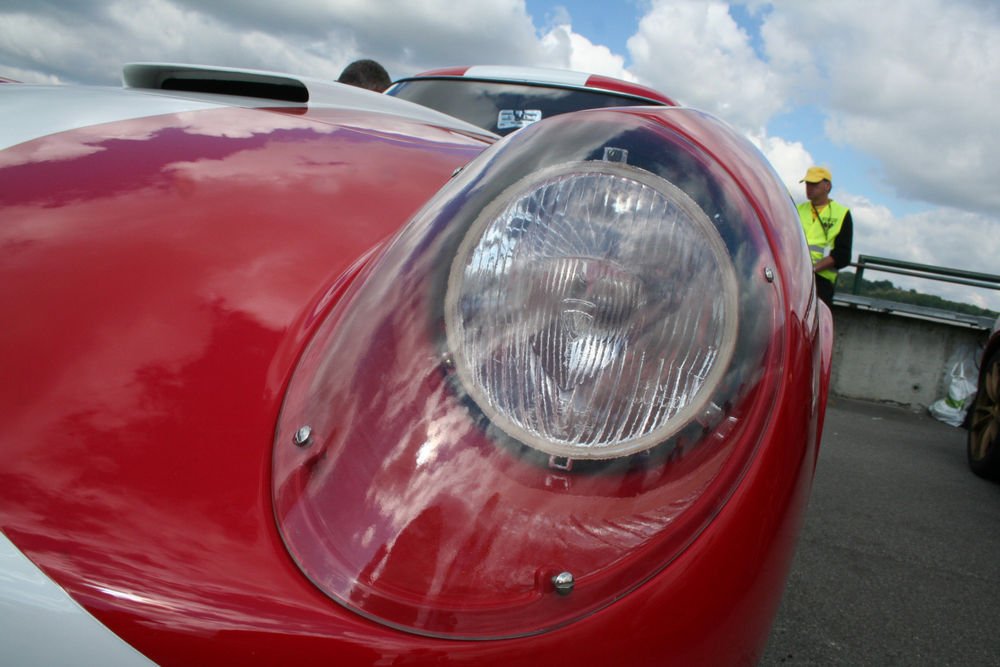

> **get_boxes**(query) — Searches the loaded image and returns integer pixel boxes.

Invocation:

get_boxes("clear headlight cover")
[273,109,786,640]
[446,161,738,459]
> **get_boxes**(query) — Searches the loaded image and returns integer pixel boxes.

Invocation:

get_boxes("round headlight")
[273,109,785,640]
[445,161,738,459]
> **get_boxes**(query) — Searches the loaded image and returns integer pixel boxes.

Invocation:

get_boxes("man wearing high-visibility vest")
[798,166,853,308]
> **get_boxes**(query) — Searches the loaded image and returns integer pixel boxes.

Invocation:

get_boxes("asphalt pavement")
[761,396,1000,666]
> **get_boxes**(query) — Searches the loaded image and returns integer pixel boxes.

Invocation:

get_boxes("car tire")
[967,349,1000,480]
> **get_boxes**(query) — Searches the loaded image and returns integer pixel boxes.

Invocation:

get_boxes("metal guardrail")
[836,255,1000,330]
[851,255,1000,294]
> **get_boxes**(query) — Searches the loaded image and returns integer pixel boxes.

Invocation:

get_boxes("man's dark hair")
[337,59,391,92]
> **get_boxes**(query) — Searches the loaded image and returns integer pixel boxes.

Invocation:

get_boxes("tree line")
[836,274,998,318]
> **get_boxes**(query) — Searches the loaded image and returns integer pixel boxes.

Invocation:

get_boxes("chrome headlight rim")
[443,159,740,461]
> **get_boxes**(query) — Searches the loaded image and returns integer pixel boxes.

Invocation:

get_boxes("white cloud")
[0,0,547,84]
[627,0,786,131]
[0,1,353,84]
[0,65,61,85]
[746,130,813,196]
[757,0,1000,215]
[539,24,634,80]
[0,11,113,84]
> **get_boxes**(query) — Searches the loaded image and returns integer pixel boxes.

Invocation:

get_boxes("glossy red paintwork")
[583,74,677,105]
[0,88,826,665]
[413,66,472,78]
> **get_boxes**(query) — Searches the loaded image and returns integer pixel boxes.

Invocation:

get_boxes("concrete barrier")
[828,296,994,410]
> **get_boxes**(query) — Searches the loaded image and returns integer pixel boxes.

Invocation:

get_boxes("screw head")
[552,571,575,595]
[293,425,314,447]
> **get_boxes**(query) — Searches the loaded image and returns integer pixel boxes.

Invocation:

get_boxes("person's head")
[337,59,391,92]
[800,166,832,206]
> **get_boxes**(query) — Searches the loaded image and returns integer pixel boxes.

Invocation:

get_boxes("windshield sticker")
[497,109,542,130]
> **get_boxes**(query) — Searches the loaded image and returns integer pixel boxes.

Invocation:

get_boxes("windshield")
[388,78,664,136]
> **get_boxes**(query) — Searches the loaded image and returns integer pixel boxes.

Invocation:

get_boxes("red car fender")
[0,86,825,665]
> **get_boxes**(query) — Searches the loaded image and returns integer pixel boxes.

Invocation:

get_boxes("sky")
[1,0,998,310]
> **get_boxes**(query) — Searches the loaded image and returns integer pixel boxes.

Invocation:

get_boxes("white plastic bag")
[928,351,978,427]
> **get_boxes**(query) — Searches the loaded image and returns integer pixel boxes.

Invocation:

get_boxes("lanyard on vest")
[811,203,835,245]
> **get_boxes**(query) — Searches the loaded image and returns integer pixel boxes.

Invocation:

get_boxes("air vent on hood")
[123,63,309,103]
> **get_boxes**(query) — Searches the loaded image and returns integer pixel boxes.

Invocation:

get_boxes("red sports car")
[0,62,831,665]
[386,65,676,134]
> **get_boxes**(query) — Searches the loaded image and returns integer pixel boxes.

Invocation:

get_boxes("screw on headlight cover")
[292,425,314,447]
[552,571,575,596]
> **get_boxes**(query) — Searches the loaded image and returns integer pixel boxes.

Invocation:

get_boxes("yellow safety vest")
[797,200,848,283]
